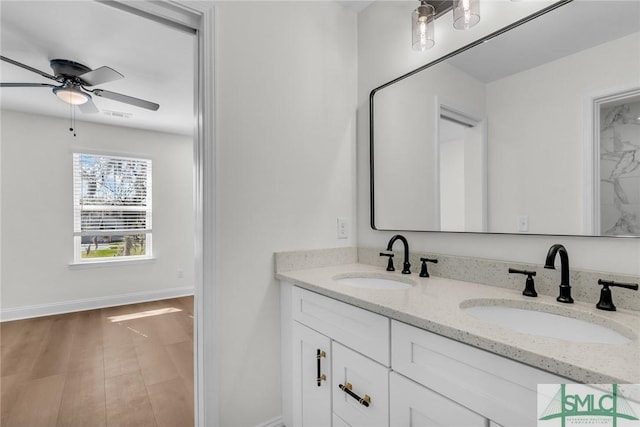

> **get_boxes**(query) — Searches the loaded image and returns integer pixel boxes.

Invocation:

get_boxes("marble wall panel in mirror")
[371,0,640,236]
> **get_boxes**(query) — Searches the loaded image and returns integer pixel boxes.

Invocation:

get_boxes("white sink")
[333,274,414,290]
[461,300,634,345]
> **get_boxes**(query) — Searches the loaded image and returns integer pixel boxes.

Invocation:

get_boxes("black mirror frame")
[368,0,593,236]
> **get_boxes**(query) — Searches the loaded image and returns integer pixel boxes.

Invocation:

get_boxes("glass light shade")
[412,2,435,51]
[453,0,480,30]
[54,87,89,105]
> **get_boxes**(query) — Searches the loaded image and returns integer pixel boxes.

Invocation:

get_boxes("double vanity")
[279,0,640,424]
[277,247,639,426]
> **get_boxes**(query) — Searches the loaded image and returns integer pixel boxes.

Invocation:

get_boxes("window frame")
[72,152,153,264]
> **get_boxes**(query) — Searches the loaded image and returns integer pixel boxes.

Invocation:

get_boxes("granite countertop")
[277,263,640,384]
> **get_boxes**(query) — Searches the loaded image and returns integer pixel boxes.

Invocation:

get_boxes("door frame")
[97,1,218,425]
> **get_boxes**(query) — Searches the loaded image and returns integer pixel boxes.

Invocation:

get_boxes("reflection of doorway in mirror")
[438,106,487,232]
[599,92,640,236]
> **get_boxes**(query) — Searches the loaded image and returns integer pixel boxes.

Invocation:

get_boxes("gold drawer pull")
[338,382,371,407]
[316,349,327,387]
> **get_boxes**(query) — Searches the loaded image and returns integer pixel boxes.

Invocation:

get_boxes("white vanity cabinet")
[391,320,568,426]
[282,282,569,427]
[284,284,391,427]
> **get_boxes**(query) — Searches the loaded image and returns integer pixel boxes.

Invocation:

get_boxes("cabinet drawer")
[390,372,487,426]
[292,286,390,365]
[391,320,567,426]
[333,342,389,427]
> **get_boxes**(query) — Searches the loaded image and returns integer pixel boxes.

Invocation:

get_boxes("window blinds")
[73,153,152,237]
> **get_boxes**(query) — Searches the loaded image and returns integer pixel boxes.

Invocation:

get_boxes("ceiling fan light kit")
[53,84,90,105]
[0,56,159,112]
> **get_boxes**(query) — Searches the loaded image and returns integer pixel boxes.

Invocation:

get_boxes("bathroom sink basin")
[333,274,414,290]
[461,300,633,345]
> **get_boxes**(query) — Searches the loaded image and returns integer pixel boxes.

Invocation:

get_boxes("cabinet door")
[333,413,351,427]
[390,372,487,427]
[293,322,332,427]
[332,342,389,427]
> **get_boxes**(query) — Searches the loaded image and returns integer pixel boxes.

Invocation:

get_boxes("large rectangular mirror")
[371,0,640,236]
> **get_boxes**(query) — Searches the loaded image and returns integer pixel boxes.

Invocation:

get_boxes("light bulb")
[453,0,480,30]
[412,1,435,51]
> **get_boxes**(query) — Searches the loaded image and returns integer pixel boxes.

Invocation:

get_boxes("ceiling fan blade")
[78,97,99,114]
[91,89,159,111]
[0,82,56,88]
[79,66,124,86]
[1,55,58,81]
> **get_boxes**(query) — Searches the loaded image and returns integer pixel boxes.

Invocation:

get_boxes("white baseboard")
[257,416,284,427]
[0,286,194,322]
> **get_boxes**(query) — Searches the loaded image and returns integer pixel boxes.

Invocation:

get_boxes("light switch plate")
[337,217,348,239]
[518,215,529,232]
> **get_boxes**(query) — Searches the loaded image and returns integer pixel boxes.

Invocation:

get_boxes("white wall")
[0,110,194,312]
[486,32,640,234]
[214,2,357,425]
[374,62,485,230]
[357,1,640,276]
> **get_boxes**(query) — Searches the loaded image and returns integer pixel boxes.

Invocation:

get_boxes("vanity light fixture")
[412,1,435,51]
[412,0,481,51]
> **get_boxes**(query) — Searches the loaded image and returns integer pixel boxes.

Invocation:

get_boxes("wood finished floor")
[0,296,194,427]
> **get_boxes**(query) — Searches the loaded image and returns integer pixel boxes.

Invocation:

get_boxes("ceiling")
[448,0,640,83]
[0,1,194,136]
[15,1,630,137]
[0,1,375,136]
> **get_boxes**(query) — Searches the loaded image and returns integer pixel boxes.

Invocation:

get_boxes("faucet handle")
[379,252,395,272]
[508,268,537,297]
[596,279,639,311]
[419,257,438,278]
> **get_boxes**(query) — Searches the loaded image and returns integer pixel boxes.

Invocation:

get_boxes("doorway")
[437,104,487,232]
[591,88,640,236]
[69,2,217,425]
[0,1,216,425]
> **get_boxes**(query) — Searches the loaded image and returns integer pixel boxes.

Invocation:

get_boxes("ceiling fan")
[0,55,160,113]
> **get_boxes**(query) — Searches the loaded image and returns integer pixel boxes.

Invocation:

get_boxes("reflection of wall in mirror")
[600,97,640,236]
[373,62,485,230]
[485,31,640,235]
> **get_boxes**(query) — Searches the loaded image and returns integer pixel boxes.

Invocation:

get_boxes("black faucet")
[386,234,411,274]
[544,244,574,304]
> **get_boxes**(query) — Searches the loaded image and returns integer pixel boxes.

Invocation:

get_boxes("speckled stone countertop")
[277,263,640,384]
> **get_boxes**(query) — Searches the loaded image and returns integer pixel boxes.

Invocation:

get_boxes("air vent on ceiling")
[102,110,133,119]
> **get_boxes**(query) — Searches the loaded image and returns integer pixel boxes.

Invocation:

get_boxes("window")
[73,153,152,263]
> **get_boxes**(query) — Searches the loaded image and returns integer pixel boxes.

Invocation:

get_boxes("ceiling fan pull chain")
[69,103,77,137]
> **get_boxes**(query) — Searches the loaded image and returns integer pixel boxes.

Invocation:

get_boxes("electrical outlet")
[177,269,184,279]
[518,215,529,232]
[337,217,348,239]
